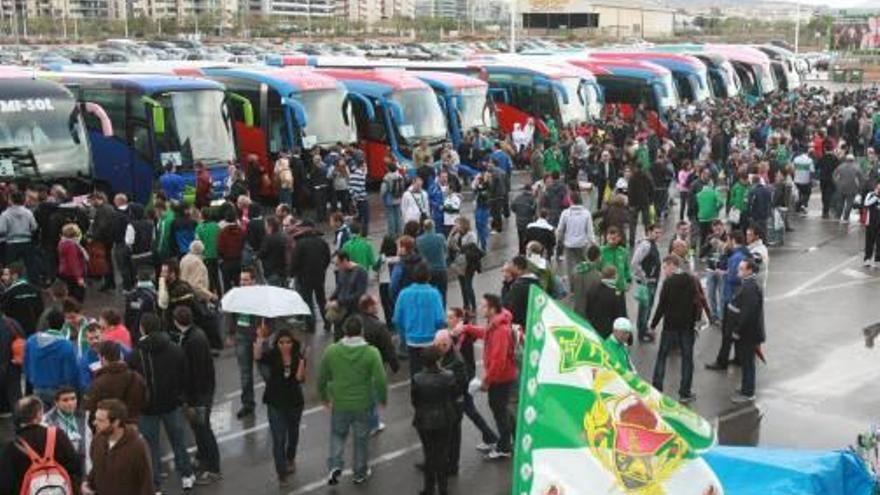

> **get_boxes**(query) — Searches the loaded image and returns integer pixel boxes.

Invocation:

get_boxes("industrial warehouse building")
[521,0,675,38]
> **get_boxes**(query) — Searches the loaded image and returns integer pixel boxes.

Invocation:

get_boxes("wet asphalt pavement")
[3,168,880,495]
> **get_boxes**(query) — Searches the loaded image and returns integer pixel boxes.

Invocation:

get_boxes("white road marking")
[286,443,422,495]
[841,268,871,279]
[766,277,880,302]
[780,255,859,298]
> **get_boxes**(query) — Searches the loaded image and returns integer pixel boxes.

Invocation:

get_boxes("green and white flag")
[513,286,722,495]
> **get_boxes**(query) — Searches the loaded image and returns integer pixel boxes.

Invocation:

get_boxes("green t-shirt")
[195,221,220,260]
[341,236,376,272]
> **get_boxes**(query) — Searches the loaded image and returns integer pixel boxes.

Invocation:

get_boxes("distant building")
[521,0,675,37]
[381,0,414,18]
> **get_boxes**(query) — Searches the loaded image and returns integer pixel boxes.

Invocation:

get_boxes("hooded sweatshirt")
[463,309,517,386]
[0,204,36,244]
[318,336,388,412]
[24,330,79,391]
[127,331,187,415]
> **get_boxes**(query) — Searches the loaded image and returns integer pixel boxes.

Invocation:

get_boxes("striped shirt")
[350,166,367,202]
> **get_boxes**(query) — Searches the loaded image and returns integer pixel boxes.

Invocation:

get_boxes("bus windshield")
[458,86,491,131]
[557,77,588,126]
[657,73,679,112]
[391,89,447,143]
[156,90,237,167]
[0,87,90,178]
[297,89,357,147]
[757,63,777,93]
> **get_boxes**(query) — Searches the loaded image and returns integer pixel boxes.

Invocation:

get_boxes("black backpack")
[389,175,406,199]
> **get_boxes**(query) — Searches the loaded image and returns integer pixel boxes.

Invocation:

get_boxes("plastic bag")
[634,283,651,306]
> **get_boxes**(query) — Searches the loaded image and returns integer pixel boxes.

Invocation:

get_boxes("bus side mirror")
[386,99,405,125]
[142,96,165,135]
[228,93,254,128]
[346,93,375,121]
[82,102,113,137]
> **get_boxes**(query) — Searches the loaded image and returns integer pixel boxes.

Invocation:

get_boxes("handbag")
[728,207,741,225]
[86,240,109,277]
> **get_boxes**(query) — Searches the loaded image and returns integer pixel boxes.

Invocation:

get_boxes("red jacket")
[217,224,245,261]
[464,309,517,386]
[196,169,213,208]
[57,238,87,280]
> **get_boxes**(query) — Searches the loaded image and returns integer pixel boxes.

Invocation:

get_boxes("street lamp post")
[794,0,800,54]
[509,0,515,53]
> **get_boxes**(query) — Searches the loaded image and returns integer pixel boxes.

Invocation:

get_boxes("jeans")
[841,193,857,221]
[221,259,241,291]
[327,409,370,478]
[140,408,194,489]
[475,206,490,251]
[866,225,880,262]
[488,381,515,453]
[628,205,651,248]
[678,191,690,220]
[356,199,370,236]
[651,328,696,397]
[705,271,723,320]
[418,426,452,494]
[367,402,380,431]
[0,365,21,413]
[458,275,476,312]
[112,243,134,290]
[296,280,327,332]
[796,183,811,211]
[408,346,427,378]
[267,404,303,476]
[820,181,836,217]
[636,282,657,339]
[563,246,586,280]
[279,187,292,208]
[205,259,221,296]
[234,332,256,410]
[188,405,221,474]
[736,339,757,396]
[386,204,402,238]
[462,392,497,444]
[430,270,448,308]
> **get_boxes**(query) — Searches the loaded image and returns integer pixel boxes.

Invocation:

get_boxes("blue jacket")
[77,345,130,390]
[24,331,79,391]
[393,283,446,346]
[416,231,448,272]
[159,172,187,202]
[490,149,512,175]
[723,247,752,303]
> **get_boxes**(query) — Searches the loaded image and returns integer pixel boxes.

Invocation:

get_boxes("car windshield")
[297,89,356,147]
[0,86,90,178]
[155,90,236,168]
[556,77,588,126]
[390,88,447,143]
[458,87,491,131]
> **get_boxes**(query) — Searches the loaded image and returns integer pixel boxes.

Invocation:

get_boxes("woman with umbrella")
[254,327,306,487]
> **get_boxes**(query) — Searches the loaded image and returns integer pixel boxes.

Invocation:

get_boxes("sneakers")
[236,407,254,419]
[181,475,196,491]
[352,468,372,484]
[195,472,222,486]
[484,448,512,460]
[679,394,697,404]
[865,259,874,268]
[475,442,495,453]
[370,422,386,436]
[327,468,343,486]
[730,393,755,404]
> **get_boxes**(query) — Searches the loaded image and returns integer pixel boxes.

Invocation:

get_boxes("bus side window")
[81,89,126,140]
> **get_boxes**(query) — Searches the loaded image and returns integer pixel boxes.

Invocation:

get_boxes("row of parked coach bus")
[0,43,805,202]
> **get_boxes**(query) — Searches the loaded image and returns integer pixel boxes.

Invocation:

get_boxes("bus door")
[347,93,384,181]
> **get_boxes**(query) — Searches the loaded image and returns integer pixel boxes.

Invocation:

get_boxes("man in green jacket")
[604,317,635,374]
[341,225,376,272]
[543,143,563,175]
[696,182,723,252]
[600,227,631,294]
[318,317,388,486]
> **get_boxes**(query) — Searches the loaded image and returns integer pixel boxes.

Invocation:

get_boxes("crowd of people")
[0,83,878,495]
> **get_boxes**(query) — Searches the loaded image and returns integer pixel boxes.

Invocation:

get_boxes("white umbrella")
[220,285,311,318]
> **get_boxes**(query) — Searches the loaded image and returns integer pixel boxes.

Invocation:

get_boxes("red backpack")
[14,426,73,495]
